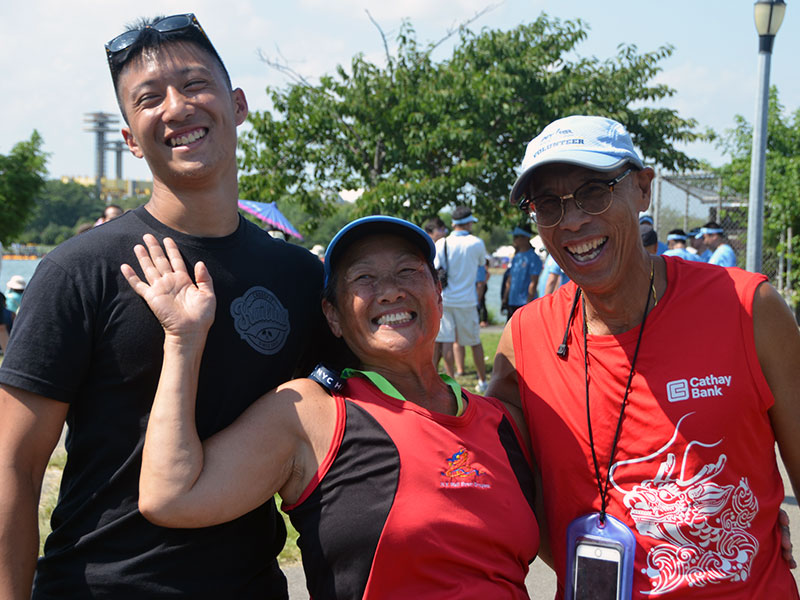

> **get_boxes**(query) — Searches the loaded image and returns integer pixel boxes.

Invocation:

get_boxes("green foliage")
[116,195,147,212]
[274,198,358,249]
[652,205,706,240]
[0,131,49,244]
[716,87,800,289]
[17,179,105,244]
[239,15,702,231]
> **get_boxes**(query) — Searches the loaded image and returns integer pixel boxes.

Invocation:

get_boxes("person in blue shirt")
[641,229,659,254]
[4,276,25,314]
[663,229,702,261]
[688,228,712,262]
[502,224,542,320]
[639,214,667,255]
[0,292,13,353]
[476,258,490,327]
[702,221,737,267]
[537,254,569,298]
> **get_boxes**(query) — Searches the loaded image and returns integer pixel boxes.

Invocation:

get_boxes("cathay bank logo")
[666,379,690,402]
[666,374,733,402]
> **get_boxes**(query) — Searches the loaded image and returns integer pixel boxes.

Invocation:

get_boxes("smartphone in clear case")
[574,540,622,600]
[565,513,635,600]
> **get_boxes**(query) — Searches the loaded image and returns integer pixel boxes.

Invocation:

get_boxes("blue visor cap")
[324,216,436,287]
[699,227,724,236]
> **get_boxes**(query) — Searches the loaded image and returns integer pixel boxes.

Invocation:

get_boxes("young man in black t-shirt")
[0,14,330,599]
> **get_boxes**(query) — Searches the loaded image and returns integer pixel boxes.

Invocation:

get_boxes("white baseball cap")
[509,115,644,205]
[7,275,26,291]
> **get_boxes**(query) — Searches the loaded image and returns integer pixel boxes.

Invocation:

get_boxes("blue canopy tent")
[237,199,303,240]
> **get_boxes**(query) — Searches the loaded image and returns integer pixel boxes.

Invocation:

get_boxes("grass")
[37,329,503,565]
[38,444,67,554]
[454,329,501,390]
[37,450,305,564]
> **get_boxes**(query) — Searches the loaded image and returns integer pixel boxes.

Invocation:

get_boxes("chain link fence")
[645,171,795,311]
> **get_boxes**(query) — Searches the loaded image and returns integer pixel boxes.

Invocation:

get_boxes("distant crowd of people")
[641,216,738,267]
[0,275,25,353]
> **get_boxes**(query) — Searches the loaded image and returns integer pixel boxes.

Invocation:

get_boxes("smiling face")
[322,234,442,368]
[529,163,654,295]
[117,41,247,188]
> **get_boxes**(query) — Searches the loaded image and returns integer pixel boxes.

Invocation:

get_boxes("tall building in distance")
[83,111,152,202]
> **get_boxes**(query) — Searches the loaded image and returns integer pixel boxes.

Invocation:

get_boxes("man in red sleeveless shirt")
[489,115,800,598]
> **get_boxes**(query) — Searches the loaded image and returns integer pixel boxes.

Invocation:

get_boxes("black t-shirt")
[0,207,331,599]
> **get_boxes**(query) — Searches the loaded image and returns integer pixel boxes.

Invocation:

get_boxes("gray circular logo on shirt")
[230,286,291,355]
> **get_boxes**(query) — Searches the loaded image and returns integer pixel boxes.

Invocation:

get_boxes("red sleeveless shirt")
[512,257,798,598]
[284,377,539,599]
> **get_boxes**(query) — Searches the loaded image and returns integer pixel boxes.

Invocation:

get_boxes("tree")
[17,179,106,244]
[716,87,800,299]
[0,131,48,243]
[239,14,702,230]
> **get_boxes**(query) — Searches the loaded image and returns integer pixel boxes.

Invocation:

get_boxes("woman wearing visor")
[121,216,539,599]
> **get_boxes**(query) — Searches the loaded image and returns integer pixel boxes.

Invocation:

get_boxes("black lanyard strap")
[583,263,655,524]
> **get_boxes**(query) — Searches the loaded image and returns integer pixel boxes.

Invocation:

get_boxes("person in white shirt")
[434,206,489,393]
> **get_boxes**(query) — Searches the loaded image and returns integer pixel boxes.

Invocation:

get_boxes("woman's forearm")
[139,334,207,524]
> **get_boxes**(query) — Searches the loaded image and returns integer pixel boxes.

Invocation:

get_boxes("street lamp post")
[747,0,786,273]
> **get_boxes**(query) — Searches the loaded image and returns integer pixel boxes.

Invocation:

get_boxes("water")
[484,269,503,322]
[1,258,42,293]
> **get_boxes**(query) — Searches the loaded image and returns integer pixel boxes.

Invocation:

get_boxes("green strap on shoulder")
[341,368,465,416]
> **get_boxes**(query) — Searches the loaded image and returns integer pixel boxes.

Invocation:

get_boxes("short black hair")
[422,217,446,234]
[451,206,474,221]
[641,229,658,248]
[108,15,232,122]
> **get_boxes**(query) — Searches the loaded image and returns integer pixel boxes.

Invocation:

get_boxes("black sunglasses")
[105,13,212,72]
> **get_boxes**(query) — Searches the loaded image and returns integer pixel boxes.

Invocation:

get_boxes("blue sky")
[1,0,797,182]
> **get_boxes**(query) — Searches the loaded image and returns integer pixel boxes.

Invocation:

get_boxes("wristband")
[309,363,345,393]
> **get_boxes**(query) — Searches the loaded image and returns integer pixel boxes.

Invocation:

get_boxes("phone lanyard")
[583,265,654,524]
[340,368,466,416]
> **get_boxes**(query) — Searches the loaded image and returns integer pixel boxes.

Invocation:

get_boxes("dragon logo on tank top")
[609,413,758,595]
[440,447,491,489]
[230,286,290,355]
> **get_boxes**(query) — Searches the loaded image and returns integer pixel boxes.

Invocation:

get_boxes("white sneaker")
[475,380,489,394]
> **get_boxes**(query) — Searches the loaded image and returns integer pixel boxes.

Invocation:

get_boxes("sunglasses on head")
[105,13,212,72]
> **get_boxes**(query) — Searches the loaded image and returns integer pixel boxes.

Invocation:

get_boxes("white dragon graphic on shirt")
[609,413,759,595]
